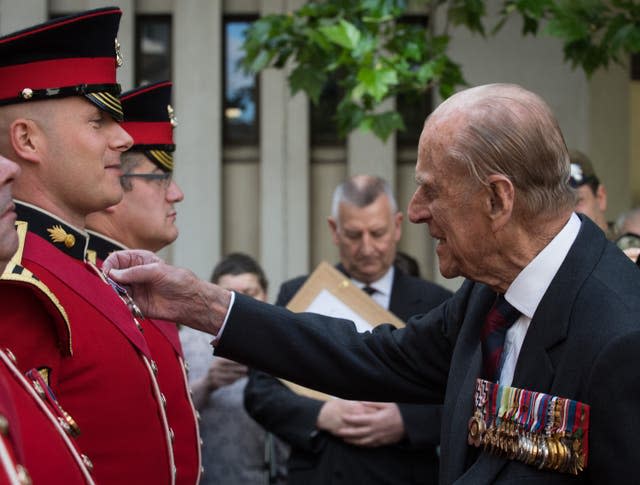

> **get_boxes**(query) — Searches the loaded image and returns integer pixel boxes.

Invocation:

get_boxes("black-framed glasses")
[121,172,172,189]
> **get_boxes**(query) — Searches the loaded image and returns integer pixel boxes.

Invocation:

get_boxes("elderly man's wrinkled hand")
[103,249,231,335]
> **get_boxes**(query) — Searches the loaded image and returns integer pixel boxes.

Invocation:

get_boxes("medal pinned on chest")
[467,378,590,475]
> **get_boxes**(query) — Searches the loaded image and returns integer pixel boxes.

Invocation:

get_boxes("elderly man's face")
[329,194,402,284]
[408,119,490,280]
[0,155,20,272]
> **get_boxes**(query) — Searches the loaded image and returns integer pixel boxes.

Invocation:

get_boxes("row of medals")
[468,379,586,475]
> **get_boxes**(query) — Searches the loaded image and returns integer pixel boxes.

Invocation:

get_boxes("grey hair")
[432,84,576,220]
[331,175,398,220]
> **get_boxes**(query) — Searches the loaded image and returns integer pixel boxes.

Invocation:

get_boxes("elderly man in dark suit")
[245,175,451,484]
[103,83,640,484]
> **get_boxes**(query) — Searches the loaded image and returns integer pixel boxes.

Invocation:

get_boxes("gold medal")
[467,410,486,447]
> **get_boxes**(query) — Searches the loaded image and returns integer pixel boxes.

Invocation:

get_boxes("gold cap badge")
[167,104,177,127]
[115,38,123,68]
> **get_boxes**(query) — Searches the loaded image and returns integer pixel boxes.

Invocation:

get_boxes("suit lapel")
[440,284,496,484]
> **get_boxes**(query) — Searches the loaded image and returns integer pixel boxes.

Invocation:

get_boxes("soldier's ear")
[9,118,44,164]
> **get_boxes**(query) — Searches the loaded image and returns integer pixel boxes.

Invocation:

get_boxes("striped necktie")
[480,294,520,382]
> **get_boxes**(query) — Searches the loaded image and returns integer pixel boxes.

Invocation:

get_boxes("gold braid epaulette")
[1,221,72,355]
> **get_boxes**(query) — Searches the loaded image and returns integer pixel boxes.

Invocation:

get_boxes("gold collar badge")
[47,225,76,248]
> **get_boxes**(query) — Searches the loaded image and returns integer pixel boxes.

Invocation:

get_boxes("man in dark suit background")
[245,175,451,484]
[103,83,640,484]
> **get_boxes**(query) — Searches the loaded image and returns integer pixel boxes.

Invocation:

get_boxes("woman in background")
[180,253,289,484]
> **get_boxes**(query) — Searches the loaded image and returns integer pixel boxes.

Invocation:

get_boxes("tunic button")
[151,360,158,375]
[0,415,8,436]
[16,464,31,485]
[195,411,201,421]
[160,393,167,408]
[58,417,71,434]
[173,466,177,477]
[5,349,17,364]
[81,454,94,472]
[169,428,175,442]
[184,362,190,372]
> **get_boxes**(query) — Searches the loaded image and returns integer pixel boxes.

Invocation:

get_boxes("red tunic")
[0,349,95,485]
[2,203,181,484]
[88,231,202,485]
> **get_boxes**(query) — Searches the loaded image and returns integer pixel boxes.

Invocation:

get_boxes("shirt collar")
[506,213,581,318]
[351,265,395,297]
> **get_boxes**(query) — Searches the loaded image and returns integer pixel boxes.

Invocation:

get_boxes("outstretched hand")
[103,249,231,335]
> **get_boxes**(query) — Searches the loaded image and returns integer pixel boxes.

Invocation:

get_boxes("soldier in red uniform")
[86,81,201,484]
[0,156,94,484]
[0,8,196,484]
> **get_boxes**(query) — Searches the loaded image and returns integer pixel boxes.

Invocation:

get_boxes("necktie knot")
[362,286,377,296]
[481,294,520,382]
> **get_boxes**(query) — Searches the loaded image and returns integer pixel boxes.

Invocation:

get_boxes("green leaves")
[240,0,640,142]
[289,65,327,103]
[319,19,361,49]
[355,65,398,102]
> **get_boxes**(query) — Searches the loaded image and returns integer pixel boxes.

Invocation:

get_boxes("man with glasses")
[86,81,199,483]
[87,81,184,256]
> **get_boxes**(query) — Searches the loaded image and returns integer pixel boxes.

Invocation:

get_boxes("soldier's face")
[0,154,20,272]
[40,97,133,218]
[113,156,184,252]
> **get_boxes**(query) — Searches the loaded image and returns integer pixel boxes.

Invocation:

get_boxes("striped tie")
[480,294,520,382]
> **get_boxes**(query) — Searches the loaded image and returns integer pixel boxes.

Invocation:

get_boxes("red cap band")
[122,121,174,146]
[0,57,116,100]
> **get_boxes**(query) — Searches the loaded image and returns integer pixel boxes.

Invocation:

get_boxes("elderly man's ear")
[486,174,514,230]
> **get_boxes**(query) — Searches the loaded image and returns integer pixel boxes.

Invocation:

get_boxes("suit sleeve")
[217,281,473,404]
[585,329,640,483]
[245,369,326,452]
[396,403,442,448]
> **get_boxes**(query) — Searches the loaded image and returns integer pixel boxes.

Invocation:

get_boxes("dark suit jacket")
[245,267,452,484]
[219,217,640,484]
